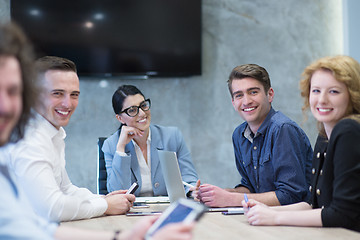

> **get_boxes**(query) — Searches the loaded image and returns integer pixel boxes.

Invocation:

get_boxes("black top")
[309,118,360,232]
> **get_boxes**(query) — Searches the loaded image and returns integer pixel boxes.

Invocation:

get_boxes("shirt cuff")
[90,196,108,216]
[48,222,59,238]
[234,183,248,189]
[116,151,128,157]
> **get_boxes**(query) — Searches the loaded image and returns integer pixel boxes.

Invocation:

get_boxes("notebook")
[157,150,187,203]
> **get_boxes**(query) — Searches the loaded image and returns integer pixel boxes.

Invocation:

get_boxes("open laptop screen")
[157,150,187,203]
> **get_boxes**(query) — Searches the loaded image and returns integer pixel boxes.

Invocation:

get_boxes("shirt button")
[316,189,321,195]
[321,206,325,209]
[312,168,316,174]
[253,146,257,150]
[317,152,320,158]
[324,153,326,158]
[309,186,312,192]
[154,182,160,188]
[320,170,323,176]
[254,166,257,170]
[243,161,245,165]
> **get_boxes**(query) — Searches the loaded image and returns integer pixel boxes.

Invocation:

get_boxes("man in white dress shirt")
[7,56,135,222]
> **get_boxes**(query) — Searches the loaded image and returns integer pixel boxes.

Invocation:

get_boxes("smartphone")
[126,211,162,216]
[126,182,139,194]
[221,211,244,215]
[145,198,206,239]
[132,202,149,208]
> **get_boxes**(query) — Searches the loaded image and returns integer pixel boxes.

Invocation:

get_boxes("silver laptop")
[157,150,187,203]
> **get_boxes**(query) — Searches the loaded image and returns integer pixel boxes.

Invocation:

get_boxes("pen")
[244,193,250,213]
[182,181,195,188]
[244,193,249,203]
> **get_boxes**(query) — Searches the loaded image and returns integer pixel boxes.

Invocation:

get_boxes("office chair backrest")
[97,137,108,195]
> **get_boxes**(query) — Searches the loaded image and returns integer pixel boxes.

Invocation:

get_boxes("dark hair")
[112,85,145,114]
[35,56,77,75]
[0,22,37,142]
[227,64,271,97]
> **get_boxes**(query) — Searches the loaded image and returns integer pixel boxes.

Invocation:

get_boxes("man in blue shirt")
[195,64,312,207]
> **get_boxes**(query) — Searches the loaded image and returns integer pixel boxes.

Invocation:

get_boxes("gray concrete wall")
[1,0,343,193]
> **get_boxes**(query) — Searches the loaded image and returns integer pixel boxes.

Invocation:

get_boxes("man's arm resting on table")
[226,186,250,193]
[226,187,281,206]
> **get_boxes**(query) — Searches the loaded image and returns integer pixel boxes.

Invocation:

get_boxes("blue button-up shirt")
[232,108,312,205]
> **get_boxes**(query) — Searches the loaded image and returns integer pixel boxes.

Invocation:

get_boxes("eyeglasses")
[120,99,151,117]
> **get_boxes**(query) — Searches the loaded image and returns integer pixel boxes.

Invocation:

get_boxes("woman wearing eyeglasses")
[102,85,198,197]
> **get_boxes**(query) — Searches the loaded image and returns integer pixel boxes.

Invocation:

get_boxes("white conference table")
[61,203,360,240]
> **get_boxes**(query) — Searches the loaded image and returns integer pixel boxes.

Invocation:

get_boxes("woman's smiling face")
[309,69,350,134]
[117,94,151,131]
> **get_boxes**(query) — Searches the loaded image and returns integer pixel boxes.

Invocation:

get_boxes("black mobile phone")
[221,211,244,215]
[126,211,162,216]
[221,207,244,215]
[126,182,139,194]
[132,202,150,208]
[145,198,206,239]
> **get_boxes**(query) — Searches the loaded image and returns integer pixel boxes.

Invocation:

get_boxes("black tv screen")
[11,0,202,77]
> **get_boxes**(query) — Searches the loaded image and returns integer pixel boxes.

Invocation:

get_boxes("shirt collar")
[34,112,66,140]
[242,107,275,142]
[257,107,276,134]
[243,125,256,143]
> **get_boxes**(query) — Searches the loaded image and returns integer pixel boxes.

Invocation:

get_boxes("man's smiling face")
[37,70,80,129]
[231,77,274,133]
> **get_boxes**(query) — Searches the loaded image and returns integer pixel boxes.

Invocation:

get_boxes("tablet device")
[157,150,187,203]
[145,198,206,239]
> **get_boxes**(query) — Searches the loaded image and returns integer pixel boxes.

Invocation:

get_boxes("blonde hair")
[300,55,360,135]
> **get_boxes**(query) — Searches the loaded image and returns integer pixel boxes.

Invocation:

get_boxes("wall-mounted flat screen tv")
[11,0,202,77]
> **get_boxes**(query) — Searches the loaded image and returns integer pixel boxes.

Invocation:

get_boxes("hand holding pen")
[186,180,201,201]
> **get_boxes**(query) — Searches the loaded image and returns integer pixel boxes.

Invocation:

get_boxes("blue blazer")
[102,124,198,196]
